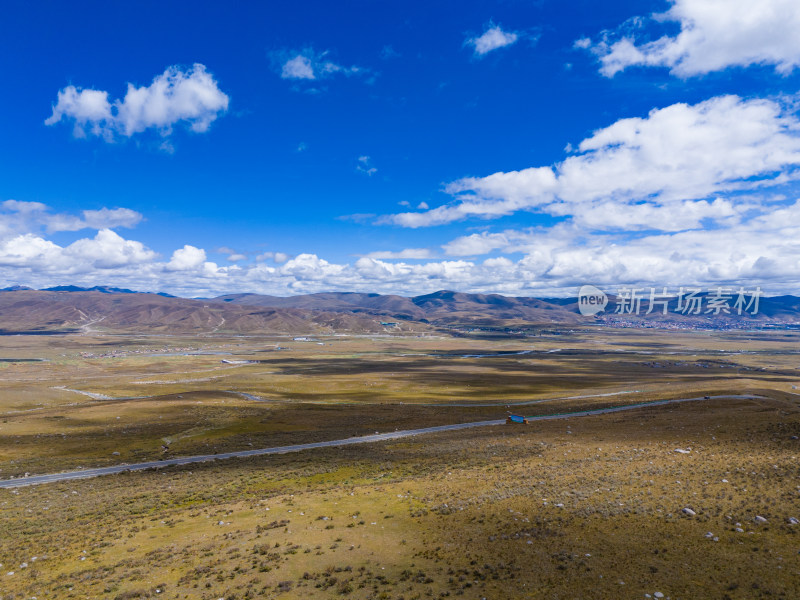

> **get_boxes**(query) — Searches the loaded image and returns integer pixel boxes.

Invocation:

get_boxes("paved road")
[0,394,762,489]
[518,394,763,420]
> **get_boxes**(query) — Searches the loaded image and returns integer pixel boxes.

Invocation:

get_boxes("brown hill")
[214,290,800,329]
[215,290,581,325]
[215,292,427,320]
[410,290,580,324]
[3,288,799,334]
[0,291,405,335]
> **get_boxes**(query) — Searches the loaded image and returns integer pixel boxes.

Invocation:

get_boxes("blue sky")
[3,0,800,297]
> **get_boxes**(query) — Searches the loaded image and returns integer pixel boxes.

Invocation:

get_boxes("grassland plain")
[1,328,800,598]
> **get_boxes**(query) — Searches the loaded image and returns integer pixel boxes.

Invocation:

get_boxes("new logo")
[578,285,607,316]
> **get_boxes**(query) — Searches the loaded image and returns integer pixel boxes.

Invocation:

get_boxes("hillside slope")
[0,291,405,334]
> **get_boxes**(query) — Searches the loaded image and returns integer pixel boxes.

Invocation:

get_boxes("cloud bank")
[386,94,800,230]
[0,201,143,237]
[3,200,800,298]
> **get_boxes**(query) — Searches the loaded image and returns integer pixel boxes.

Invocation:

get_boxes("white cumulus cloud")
[442,231,514,257]
[467,24,519,56]
[45,64,229,141]
[583,0,800,77]
[3,219,800,296]
[64,229,157,269]
[47,208,144,232]
[167,245,207,271]
[387,94,800,229]
[0,230,155,273]
[0,201,143,237]
[362,248,433,260]
[278,49,363,81]
[282,55,316,80]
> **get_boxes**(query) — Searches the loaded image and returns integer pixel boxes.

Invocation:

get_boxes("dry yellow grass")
[1,328,800,598]
[2,395,800,599]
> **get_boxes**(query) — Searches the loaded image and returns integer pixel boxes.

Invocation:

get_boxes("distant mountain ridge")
[0,286,798,332]
[0,290,407,335]
[213,289,800,328]
[40,285,176,297]
[214,290,581,324]
[0,284,176,296]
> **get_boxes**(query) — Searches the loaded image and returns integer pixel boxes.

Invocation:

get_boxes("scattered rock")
[682,507,696,517]
[755,515,768,524]
[654,593,664,599]
[788,517,799,525]
[674,448,691,454]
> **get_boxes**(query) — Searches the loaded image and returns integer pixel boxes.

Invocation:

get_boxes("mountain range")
[0,287,798,334]
[0,290,401,335]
